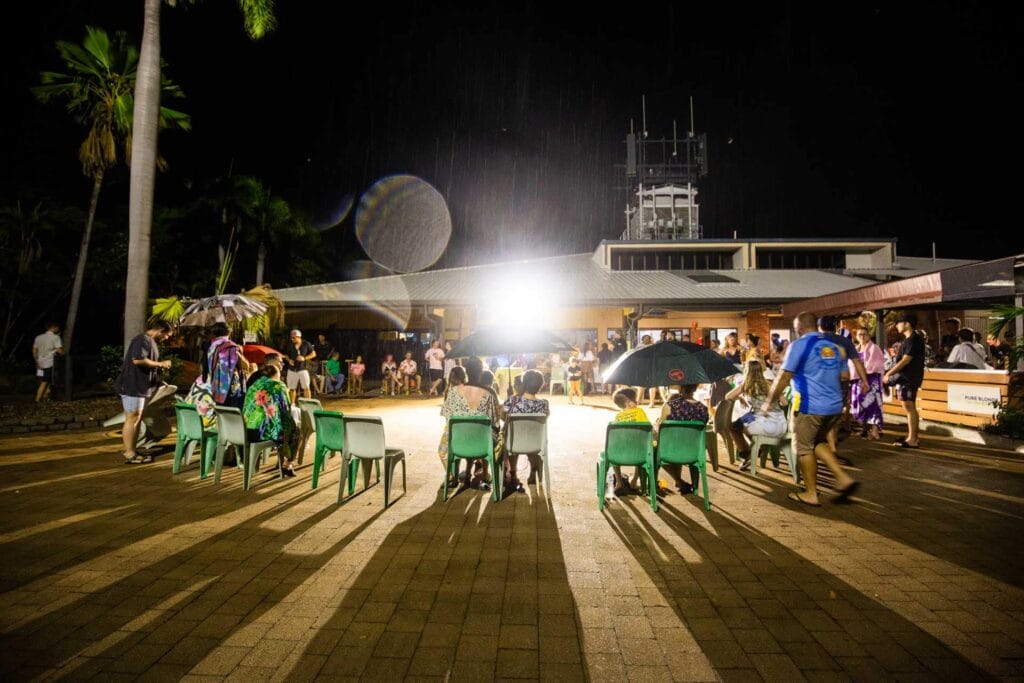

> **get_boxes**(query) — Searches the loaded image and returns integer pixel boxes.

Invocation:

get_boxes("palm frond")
[237,0,277,39]
[150,295,185,324]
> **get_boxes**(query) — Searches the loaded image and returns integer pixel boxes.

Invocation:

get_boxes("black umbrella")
[447,328,573,359]
[602,340,741,386]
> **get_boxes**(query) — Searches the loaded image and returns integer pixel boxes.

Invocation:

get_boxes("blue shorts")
[121,395,147,413]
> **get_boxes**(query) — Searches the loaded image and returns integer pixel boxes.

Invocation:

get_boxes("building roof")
[276,253,883,311]
[844,255,978,279]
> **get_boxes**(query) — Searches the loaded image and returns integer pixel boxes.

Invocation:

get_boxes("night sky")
[6,2,1024,277]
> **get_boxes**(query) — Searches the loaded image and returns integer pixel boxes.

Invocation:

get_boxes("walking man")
[114,321,173,464]
[32,322,63,402]
[764,312,860,506]
[884,312,925,449]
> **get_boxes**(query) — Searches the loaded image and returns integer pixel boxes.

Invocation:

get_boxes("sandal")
[787,491,821,507]
[126,453,154,464]
[835,481,860,502]
[896,442,920,449]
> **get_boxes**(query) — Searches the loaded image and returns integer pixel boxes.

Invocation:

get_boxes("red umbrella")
[242,344,278,364]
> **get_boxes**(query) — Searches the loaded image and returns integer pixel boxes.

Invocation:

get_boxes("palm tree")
[124,0,276,347]
[244,181,304,285]
[33,26,190,398]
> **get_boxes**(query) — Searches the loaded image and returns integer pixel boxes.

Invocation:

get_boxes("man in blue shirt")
[764,312,860,506]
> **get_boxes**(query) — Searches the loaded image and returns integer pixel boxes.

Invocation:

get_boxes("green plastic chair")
[597,421,656,512]
[657,420,710,511]
[506,413,550,493]
[212,406,279,491]
[311,409,353,490]
[295,398,322,466]
[340,416,406,506]
[445,416,500,502]
[173,402,217,478]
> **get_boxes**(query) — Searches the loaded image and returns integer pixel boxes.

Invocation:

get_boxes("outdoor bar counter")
[883,367,1010,427]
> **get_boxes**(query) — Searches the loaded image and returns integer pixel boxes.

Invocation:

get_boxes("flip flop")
[787,492,821,507]
[126,453,154,464]
[892,437,906,446]
[897,442,920,449]
[835,481,860,502]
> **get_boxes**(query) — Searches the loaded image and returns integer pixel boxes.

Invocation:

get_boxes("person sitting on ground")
[725,360,788,471]
[609,388,648,496]
[380,354,399,395]
[945,328,990,369]
[438,359,501,491]
[399,352,420,394]
[657,384,710,494]
[348,355,365,393]
[567,356,584,405]
[243,364,299,477]
[502,369,550,493]
[324,351,346,394]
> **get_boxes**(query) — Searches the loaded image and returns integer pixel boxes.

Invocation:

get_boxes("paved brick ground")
[1,395,1023,681]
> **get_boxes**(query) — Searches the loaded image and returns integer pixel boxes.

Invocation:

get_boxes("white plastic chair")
[711,399,736,470]
[749,405,798,482]
[548,364,567,395]
[295,397,322,465]
[212,406,279,490]
[340,416,406,507]
[506,413,550,493]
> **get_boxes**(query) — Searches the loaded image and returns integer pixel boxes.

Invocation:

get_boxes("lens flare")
[311,193,355,232]
[355,175,451,273]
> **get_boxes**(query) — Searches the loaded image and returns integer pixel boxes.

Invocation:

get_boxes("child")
[567,357,584,405]
[325,351,345,394]
[348,355,365,394]
[610,388,647,496]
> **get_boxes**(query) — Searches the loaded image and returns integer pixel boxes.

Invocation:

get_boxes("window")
[755,250,846,269]
[611,250,735,271]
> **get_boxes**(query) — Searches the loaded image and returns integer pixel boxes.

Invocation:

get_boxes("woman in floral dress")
[243,365,299,477]
[438,358,501,490]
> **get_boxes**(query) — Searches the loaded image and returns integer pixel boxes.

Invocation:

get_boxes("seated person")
[324,351,345,394]
[246,353,282,386]
[502,369,550,492]
[726,359,788,471]
[657,384,709,494]
[242,364,299,477]
[348,355,366,393]
[945,328,989,369]
[438,360,500,490]
[609,388,648,497]
[399,352,420,393]
[380,354,399,395]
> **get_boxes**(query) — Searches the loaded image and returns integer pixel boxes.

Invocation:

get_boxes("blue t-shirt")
[782,332,847,416]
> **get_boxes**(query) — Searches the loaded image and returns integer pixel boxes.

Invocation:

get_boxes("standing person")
[596,341,615,394]
[939,318,961,361]
[764,312,860,506]
[567,356,584,405]
[443,341,457,387]
[425,340,446,396]
[312,333,334,394]
[579,342,596,395]
[817,316,869,459]
[32,323,63,402]
[207,323,252,409]
[722,333,742,365]
[884,313,926,449]
[610,332,627,359]
[851,328,886,440]
[399,351,420,394]
[284,329,316,403]
[114,321,173,464]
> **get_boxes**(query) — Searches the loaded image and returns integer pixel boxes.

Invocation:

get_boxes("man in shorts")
[764,311,860,506]
[425,340,446,396]
[884,312,925,448]
[32,322,63,402]
[114,321,173,463]
[284,329,316,403]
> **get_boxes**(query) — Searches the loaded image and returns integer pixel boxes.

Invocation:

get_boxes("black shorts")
[38,367,53,384]
[895,385,919,402]
[428,368,443,382]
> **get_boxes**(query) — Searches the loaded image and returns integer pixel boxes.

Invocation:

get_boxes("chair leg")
[172,438,187,474]
[349,459,360,496]
[487,454,499,502]
[647,459,658,512]
[597,458,607,511]
[706,435,719,473]
[214,443,226,484]
[543,450,551,494]
[201,437,215,479]
[749,440,759,477]
[699,464,710,511]
[311,446,324,489]
[383,458,391,507]
[338,455,352,504]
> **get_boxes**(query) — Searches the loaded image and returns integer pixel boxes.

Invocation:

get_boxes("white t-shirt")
[33,331,62,368]
[946,342,988,369]
[425,347,445,370]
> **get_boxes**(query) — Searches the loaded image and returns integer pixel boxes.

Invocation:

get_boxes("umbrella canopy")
[602,340,741,387]
[179,294,268,327]
[447,328,573,359]
[242,344,278,364]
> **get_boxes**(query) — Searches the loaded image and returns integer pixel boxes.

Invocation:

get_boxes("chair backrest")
[506,413,547,455]
[604,421,653,465]
[449,416,493,458]
[175,402,203,440]
[214,406,246,444]
[657,420,706,465]
[344,416,386,459]
[550,364,566,382]
[712,399,734,434]
[297,398,323,433]
[313,409,345,450]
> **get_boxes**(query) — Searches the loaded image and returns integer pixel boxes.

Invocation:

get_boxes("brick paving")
[1,395,1023,681]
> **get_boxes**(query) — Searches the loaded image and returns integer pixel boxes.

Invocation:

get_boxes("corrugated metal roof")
[276,253,882,309]
[844,256,977,278]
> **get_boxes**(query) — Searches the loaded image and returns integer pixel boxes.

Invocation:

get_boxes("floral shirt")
[399,359,417,376]
[504,395,550,416]
[243,375,296,444]
[665,397,709,424]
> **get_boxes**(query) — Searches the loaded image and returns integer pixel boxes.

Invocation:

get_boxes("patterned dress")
[438,387,501,469]
[208,337,246,407]
[851,342,885,428]
[243,376,298,458]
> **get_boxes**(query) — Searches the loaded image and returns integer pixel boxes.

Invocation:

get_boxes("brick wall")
[745,310,772,356]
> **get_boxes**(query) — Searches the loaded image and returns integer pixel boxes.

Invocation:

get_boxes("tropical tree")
[245,181,305,285]
[33,26,190,397]
[125,0,276,347]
